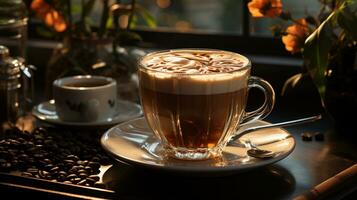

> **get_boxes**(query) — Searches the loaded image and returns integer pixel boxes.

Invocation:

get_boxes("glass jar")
[0,46,33,126]
[0,0,28,59]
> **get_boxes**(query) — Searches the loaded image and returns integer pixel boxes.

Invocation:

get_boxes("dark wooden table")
[97,96,357,200]
[1,55,356,199]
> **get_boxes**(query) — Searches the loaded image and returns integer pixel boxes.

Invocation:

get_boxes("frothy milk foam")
[139,50,250,95]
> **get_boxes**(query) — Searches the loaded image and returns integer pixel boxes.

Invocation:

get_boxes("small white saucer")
[32,100,143,127]
[101,117,295,174]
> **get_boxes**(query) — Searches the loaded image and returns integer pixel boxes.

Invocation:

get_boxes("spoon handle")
[230,114,322,142]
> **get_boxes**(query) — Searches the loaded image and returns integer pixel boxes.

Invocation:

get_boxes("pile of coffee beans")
[0,126,111,188]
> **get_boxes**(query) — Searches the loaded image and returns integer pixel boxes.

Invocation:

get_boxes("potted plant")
[29,0,155,101]
[248,0,357,130]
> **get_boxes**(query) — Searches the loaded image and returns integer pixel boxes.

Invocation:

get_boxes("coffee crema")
[141,49,249,74]
[64,79,109,88]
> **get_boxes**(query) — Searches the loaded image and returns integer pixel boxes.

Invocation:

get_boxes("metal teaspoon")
[229,115,322,158]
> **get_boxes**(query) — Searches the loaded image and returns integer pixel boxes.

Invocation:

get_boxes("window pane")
[250,0,321,36]
[134,0,243,34]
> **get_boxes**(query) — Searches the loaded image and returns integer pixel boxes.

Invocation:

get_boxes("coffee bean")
[27,168,38,174]
[43,158,52,164]
[34,134,44,140]
[66,174,77,180]
[57,175,66,182]
[71,177,82,184]
[34,127,47,135]
[82,160,89,166]
[50,166,59,173]
[88,162,100,170]
[78,173,88,179]
[44,139,54,145]
[58,171,67,176]
[39,170,50,179]
[91,157,100,162]
[0,163,10,172]
[33,154,44,159]
[69,166,80,173]
[5,162,11,168]
[11,159,18,167]
[77,169,87,174]
[9,139,20,146]
[17,138,25,143]
[314,132,324,141]
[78,179,87,185]
[301,132,313,141]
[66,155,79,161]
[18,154,29,159]
[76,160,85,165]
[84,166,92,172]
[44,164,54,170]
[21,172,33,177]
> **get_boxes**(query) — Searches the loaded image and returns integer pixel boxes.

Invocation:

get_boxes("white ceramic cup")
[53,75,117,122]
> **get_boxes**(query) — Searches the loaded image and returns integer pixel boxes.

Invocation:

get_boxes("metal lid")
[0,46,21,79]
[0,46,10,60]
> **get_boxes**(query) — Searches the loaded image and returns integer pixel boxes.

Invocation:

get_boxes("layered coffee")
[139,50,250,150]
[64,79,110,88]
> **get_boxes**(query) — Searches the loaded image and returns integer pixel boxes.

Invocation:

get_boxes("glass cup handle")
[240,76,275,126]
[21,64,36,110]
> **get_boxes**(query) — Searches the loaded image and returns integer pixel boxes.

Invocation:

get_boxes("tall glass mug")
[138,49,275,160]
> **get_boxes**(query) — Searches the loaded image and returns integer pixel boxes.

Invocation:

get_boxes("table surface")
[3,111,356,200]
[99,103,357,200]
[1,57,357,200]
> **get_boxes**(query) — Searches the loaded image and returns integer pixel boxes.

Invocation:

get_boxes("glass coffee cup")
[138,49,275,160]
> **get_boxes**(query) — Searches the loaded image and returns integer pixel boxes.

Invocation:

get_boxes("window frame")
[133,3,291,57]
[27,0,297,58]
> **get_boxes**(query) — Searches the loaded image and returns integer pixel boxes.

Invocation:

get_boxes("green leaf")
[82,0,95,18]
[106,15,113,29]
[303,12,335,104]
[129,15,138,29]
[71,4,81,15]
[281,73,303,96]
[135,4,157,28]
[337,0,357,40]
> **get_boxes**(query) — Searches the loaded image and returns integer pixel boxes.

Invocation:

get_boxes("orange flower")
[282,19,309,53]
[31,0,67,32]
[248,0,283,18]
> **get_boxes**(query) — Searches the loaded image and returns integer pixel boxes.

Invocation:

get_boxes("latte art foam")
[142,50,248,74]
[139,50,251,95]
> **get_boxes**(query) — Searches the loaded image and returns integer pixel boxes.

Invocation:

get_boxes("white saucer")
[101,117,295,174]
[32,100,143,127]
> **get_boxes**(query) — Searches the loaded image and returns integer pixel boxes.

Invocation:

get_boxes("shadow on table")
[103,162,295,200]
